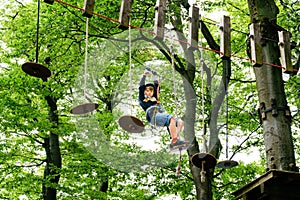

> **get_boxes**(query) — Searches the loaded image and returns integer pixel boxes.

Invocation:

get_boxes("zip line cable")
[52,0,299,73]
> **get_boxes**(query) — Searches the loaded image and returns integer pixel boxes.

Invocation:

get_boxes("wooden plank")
[220,15,231,59]
[82,0,95,18]
[44,0,54,4]
[118,0,133,30]
[278,31,293,73]
[188,6,199,50]
[233,171,274,199]
[233,170,300,199]
[249,23,263,67]
[154,0,167,40]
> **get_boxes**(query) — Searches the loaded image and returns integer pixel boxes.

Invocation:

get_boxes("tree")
[0,0,298,199]
[247,0,298,171]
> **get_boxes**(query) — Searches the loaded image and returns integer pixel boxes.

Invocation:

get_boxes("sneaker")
[169,139,189,150]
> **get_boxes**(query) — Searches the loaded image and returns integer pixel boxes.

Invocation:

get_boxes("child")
[138,67,186,150]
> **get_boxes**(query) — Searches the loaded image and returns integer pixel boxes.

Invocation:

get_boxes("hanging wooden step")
[82,0,95,18]
[154,0,167,40]
[220,15,231,59]
[118,0,133,30]
[22,62,51,79]
[44,0,54,4]
[216,159,238,169]
[118,115,145,133]
[70,102,99,114]
[278,31,293,73]
[249,23,263,67]
[188,6,199,50]
[191,153,216,169]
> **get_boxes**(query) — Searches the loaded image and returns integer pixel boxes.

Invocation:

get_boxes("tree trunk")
[43,96,62,200]
[247,0,297,171]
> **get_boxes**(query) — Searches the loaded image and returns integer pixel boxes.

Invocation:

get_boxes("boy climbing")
[138,67,188,150]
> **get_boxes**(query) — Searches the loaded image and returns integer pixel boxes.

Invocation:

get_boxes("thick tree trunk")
[170,2,224,198]
[43,96,62,200]
[247,0,297,171]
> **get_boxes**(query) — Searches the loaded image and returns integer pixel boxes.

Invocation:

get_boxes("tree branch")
[200,20,220,52]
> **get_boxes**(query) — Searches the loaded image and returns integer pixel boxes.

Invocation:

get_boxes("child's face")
[144,87,154,97]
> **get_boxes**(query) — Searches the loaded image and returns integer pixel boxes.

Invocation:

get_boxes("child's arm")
[139,69,150,86]
[139,69,151,104]
[152,71,160,104]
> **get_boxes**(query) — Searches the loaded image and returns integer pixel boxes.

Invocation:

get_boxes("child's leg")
[151,113,183,143]
[169,117,178,142]
[169,118,185,143]
[176,119,184,136]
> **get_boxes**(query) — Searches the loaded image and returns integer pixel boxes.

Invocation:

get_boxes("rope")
[198,4,208,153]
[170,46,178,118]
[83,17,89,102]
[170,39,182,177]
[167,2,182,176]
[176,150,182,177]
[52,0,299,73]
[225,56,229,159]
[35,0,41,63]
[129,21,133,116]
[167,3,178,119]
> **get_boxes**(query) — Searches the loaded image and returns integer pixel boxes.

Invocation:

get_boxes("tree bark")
[43,96,62,200]
[247,0,297,171]
[170,14,226,200]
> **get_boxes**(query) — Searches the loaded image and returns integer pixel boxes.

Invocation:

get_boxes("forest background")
[0,0,299,199]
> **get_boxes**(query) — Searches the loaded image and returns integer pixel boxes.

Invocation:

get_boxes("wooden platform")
[232,169,300,200]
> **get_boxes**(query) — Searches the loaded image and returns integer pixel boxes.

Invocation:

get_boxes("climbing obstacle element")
[70,5,98,115]
[44,0,54,4]
[118,0,133,30]
[154,0,167,39]
[191,153,217,182]
[22,62,51,79]
[192,153,217,169]
[278,31,293,73]
[216,159,238,169]
[188,6,199,50]
[70,102,99,115]
[169,141,192,153]
[118,115,145,133]
[233,170,300,200]
[249,23,263,66]
[22,0,51,80]
[82,0,95,18]
[219,15,231,59]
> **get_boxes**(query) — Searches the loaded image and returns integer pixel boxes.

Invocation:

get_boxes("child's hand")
[144,70,150,76]
[144,67,151,76]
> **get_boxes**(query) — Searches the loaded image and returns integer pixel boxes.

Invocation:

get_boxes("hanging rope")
[201,160,206,183]
[198,9,208,153]
[170,45,178,118]
[176,150,182,177]
[35,0,41,63]
[167,4,182,176]
[198,0,209,183]
[225,57,229,159]
[170,44,182,176]
[83,17,89,102]
[167,1,179,119]
[129,21,133,116]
